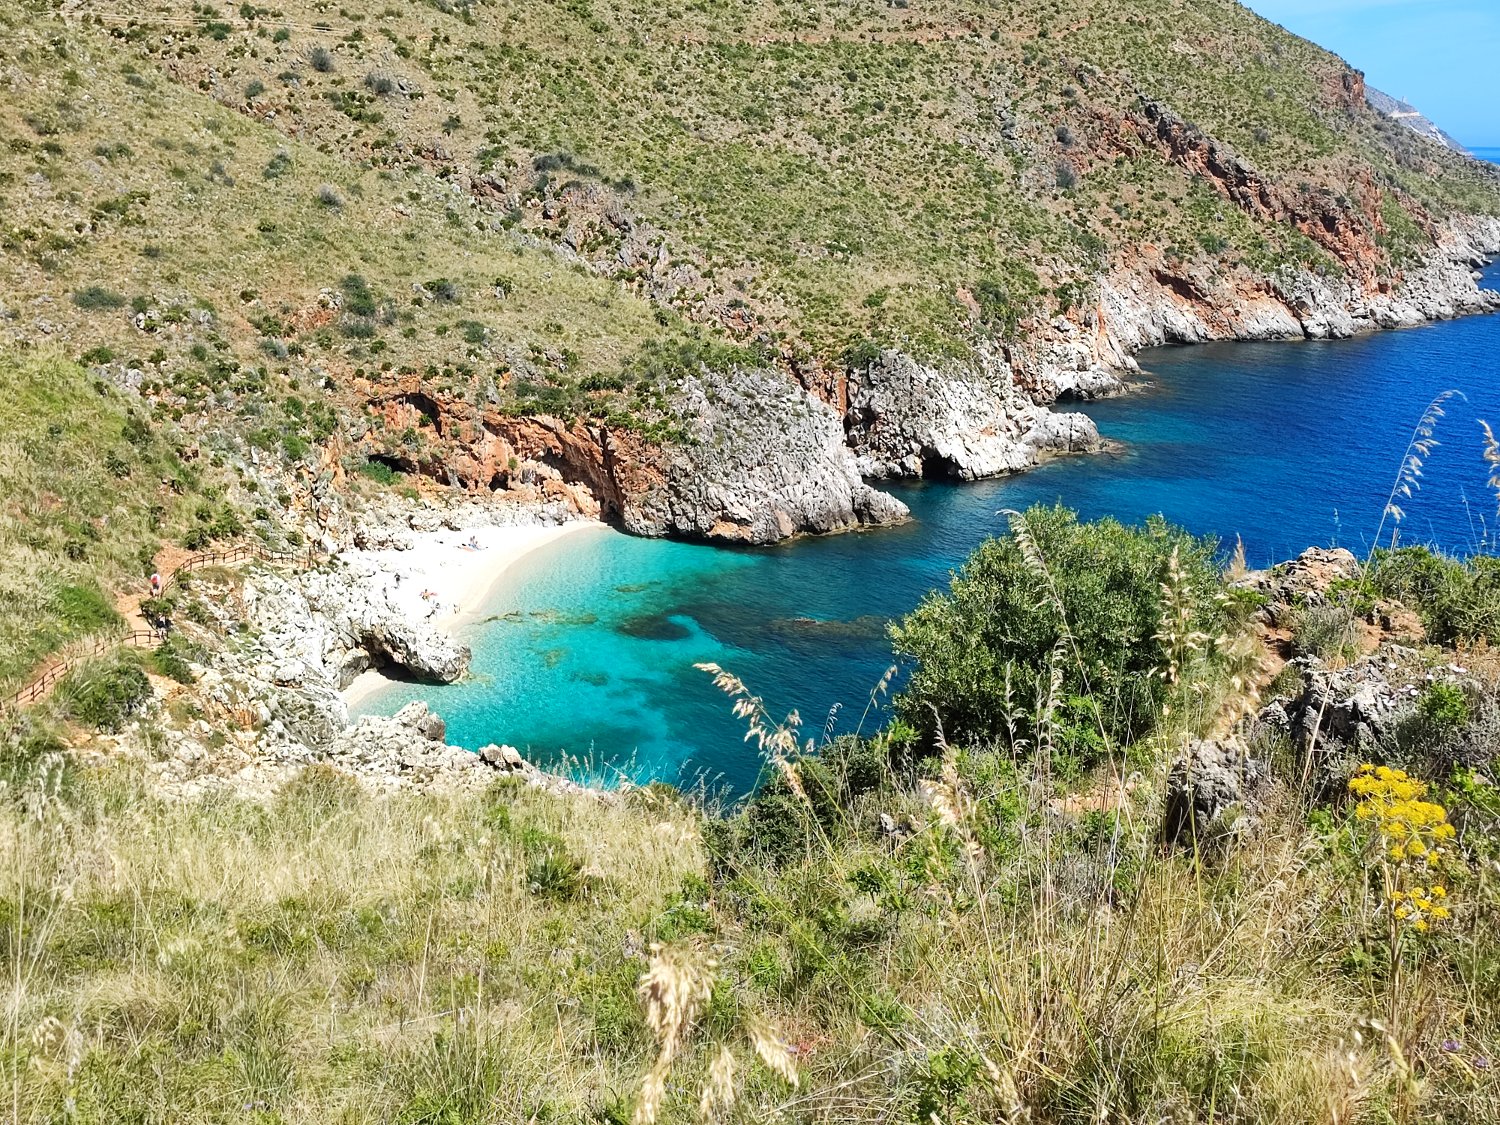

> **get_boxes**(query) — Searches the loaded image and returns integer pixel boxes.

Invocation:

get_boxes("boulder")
[363,620,470,683]
[395,701,446,742]
[318,702,487,791]
[1162,739,1267,846]
[1266,655,1415,754]
[1241,546,1361,611]
[479,742,528,771]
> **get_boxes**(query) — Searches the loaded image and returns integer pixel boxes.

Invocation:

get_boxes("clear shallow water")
[360,263,1500,795]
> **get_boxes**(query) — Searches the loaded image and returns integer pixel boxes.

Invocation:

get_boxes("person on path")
[149,572,162,597]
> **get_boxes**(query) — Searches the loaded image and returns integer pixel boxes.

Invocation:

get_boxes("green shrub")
[149,636,200,684]
[0,711,68,789]
[276,762,364,820]
[1418,681,1469,736]
[51,583,121,634]
[57,653,151,732]
[71,285,127,310]
[1370,547,1500,646]
[527,849,585,901]
[355,457,397,484]
[1290,603,1356,660]
[890,505,1224,759]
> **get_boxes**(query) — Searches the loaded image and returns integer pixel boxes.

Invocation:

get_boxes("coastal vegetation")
[3,0,1500,1119]
[6,502,1500,1122]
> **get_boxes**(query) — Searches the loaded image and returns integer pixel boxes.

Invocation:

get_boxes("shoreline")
[341,520,602,711]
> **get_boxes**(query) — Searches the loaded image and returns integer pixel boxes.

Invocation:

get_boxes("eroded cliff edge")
[357,201,1499,546]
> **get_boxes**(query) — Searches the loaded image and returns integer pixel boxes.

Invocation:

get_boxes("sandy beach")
[341,520,600,710]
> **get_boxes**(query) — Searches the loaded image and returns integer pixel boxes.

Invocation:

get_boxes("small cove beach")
[340,520,599,709]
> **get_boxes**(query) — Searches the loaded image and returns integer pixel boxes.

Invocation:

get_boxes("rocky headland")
[350,206,1500,548]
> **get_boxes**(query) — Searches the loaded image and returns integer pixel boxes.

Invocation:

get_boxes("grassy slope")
[73,0,1500,355]
[0,352,207,689]
[2,4,1498,1118]
[5,718,1497,1122]
[5,0,1499,379]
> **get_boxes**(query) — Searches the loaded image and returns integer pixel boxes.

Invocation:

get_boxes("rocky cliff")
[363,368,909,545]
[845,348,1101,480]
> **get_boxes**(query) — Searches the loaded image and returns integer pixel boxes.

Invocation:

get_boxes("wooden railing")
[2,543,320,712]
[161,543,319,592]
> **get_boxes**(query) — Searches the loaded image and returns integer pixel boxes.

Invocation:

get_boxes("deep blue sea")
[358,263,1500,795]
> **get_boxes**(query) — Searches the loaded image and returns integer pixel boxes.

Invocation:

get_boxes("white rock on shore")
[846,347,1102,480]
[627,365,910,543]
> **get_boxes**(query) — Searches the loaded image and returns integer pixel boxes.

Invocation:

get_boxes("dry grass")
[2,763,703,1122]
[3,638,1498,1123]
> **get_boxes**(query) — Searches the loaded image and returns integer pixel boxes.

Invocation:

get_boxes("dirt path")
[113,543,196,633]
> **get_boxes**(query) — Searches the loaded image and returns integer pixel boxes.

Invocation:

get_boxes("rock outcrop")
[1098,95,1500,352]
[135,692,600,801]
[359,369,907,545]
[845,348,1101,479]
[1258,653,1420,757]
[623,366,909,543]
[1162,738,1267,846]
[248,560,471,688]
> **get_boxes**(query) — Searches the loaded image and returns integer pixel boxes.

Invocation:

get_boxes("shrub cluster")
[891,505,1227,762]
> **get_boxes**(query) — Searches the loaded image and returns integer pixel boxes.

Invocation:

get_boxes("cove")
[357,263,1500,796]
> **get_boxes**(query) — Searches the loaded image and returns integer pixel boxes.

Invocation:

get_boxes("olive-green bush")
[891,505,1226,761]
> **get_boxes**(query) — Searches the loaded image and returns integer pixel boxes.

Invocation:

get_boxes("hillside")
[3,1,1500,569]
[5,3,1500,1118]
[2,0,1498,693]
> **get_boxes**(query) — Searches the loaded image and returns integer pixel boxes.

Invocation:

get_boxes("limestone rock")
[479,742,528,770]
[624,365,909,544]
[845,348,1101,480]
[362,621,469,683]
[1269,655,1416,755]
[1242,546,1361,611]
[254,560,472,685]
[1162,739,1267,846]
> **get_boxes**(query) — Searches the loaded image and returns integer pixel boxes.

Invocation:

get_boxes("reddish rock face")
[1129,97,1434,292]
[359,378,664,523]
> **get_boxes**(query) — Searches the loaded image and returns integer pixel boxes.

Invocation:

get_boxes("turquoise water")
[359,263,1500,795]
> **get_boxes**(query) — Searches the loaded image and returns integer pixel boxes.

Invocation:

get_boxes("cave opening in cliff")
[397,391,445,437]
[918,451,963,480]
[366,452,412,477]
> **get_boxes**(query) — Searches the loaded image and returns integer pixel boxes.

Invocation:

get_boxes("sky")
[1243,1,1500,148]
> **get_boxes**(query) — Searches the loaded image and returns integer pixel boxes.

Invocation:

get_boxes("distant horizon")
[1244,1,1498,149]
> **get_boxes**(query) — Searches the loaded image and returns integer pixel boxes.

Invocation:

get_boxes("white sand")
[341,520,600,710]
